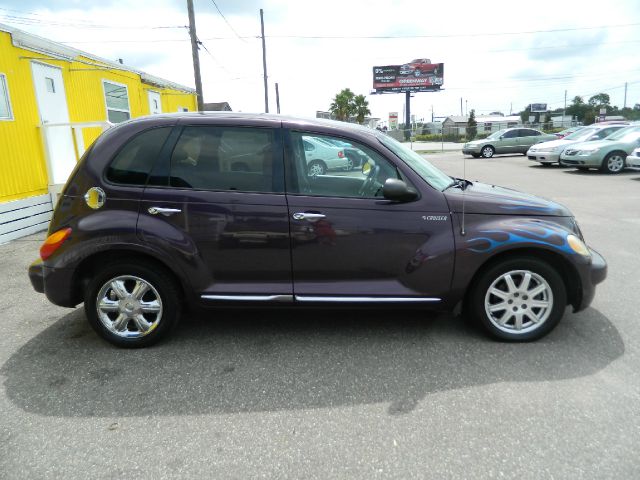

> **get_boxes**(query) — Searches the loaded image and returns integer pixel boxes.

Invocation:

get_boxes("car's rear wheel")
[84,260,181,348]
[345,157,354,171]
[307,160,326,176]
[469,257,567,341]
[481,146,495,158]
[601,152,626,174]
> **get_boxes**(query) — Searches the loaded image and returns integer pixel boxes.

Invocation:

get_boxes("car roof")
[116,111,378,138]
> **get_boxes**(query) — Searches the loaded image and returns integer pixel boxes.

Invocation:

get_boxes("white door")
[31,62,76,189]
[148,90,162,114]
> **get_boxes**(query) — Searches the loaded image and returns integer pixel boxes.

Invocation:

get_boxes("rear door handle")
[148,207,181,216]
[292,212,326,221]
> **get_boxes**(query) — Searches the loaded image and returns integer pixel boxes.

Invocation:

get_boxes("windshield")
[564,127,598,141]
[378,134,452,191]
[605,125,640,141]
[486,129,507,140]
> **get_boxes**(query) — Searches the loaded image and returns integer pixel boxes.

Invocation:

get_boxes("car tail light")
[338,151,344,158]
[40,228,72,261]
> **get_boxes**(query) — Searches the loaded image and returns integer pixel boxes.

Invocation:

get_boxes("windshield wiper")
[443,177,472,191]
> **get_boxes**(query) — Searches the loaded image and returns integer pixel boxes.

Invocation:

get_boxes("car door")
[283,129,454,301]
[138,119,293,299]
[518,129,544,152]
[496,129,518,154]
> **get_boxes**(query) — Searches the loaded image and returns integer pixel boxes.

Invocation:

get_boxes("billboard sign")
[373,59,444,93]
[530,103,548,113]
[389,112,398,129]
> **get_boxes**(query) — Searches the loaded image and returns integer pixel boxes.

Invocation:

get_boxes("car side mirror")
[382,178,418,202]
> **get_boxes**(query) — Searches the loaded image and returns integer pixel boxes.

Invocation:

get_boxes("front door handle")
[148,207,181,216]
[293,212,326,221]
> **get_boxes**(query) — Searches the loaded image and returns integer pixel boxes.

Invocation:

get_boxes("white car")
[527,124,628,165]
[302,136,349,175]
[627,147,640,168]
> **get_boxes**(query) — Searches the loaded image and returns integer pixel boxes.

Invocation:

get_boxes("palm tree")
[329,88,355,121]
[353,95,370,125]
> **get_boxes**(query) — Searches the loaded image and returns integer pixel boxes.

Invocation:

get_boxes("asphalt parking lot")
[1,152,639,479]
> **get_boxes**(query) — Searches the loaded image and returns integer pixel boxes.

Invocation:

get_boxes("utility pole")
[275,82,281,114]
[431,104,434,122]
[187,0,204,111]
[405,91,411,140]
[260,9,269,113]
[465,99,468,116]
[460,97,463,116]
[624,82,628,109]
[563,90,567,127]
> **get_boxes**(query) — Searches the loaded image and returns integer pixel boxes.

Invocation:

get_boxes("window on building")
[178,107,189,112]
[45,77,56,93]
[0,74,13,120]
[103,80,131,123]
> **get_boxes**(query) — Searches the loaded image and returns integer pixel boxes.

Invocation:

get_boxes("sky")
[1,0,640,125]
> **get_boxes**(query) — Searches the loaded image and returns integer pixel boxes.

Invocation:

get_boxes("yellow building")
[0,23,197,242]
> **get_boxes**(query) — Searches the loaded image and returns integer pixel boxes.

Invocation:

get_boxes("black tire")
[307,160,326,176]
[468,257,567,342]
[84,259,181,348]
[481,145,495,158]
[600,151,626,174]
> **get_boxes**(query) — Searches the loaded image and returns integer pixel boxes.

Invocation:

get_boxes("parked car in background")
[319,137,369,170]
[527,124,628,166]
[554,126,584,139]
[463,128,556,158]
[559,125,640,173]
[626,147,640,168]
[302,136,349,175]
[28,113,606,347]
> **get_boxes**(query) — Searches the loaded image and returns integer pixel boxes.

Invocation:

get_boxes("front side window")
[103,81,131,123]
[502,130,518,139]
[106,127,171,185]
[170,126,280,193]
[0,74,13,120]
[288,132,403,198]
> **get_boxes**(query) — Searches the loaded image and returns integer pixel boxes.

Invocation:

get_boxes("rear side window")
[106,127,171,185]
[169,126,281,193]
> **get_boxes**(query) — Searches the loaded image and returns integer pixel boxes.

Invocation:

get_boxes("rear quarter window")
[106,127,172,185]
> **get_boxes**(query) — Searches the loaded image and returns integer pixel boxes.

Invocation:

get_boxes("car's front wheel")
[84,260,181,348]
[469,257,567,341]
[481,146,495,158]
[601,152,626,174]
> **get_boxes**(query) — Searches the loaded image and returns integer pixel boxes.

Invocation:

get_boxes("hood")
[528,138,574,150]
[444,181,572,217]
[566,139,617,151]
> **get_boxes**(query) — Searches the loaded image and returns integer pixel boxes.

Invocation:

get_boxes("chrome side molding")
[201,294,294,302]
[295,296,441,303]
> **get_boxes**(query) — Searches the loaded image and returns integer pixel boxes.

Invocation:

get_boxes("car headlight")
[567,234,590,256]
[577,148,599,156]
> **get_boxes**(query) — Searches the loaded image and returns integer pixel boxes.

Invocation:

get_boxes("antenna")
[461,153,466,236]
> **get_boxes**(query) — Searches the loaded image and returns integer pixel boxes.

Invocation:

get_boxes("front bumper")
[626,153,640,167]
[560,152,602,167]
[575,247,607,312]
[28,258,45,293]
[462,146,481,155]
[528,152,561,163]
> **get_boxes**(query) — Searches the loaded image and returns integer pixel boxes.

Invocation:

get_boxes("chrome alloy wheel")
[607,154,625,172]
[484,270,553,334]
[96,275,163,338]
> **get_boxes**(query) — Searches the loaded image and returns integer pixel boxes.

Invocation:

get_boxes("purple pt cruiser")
[28,113,607,347]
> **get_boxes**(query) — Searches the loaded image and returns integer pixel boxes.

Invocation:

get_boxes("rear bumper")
[575,247,607,312]
[28,258,45,293]
[28,258,79,308]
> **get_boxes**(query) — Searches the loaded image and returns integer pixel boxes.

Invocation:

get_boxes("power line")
[209,0,246,42]
[0,10,186,30]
